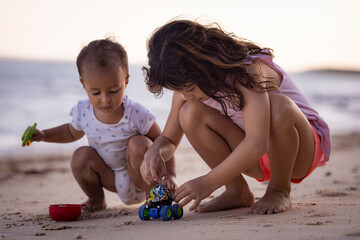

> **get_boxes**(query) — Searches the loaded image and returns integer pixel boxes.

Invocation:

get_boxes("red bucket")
[49,204,86,221]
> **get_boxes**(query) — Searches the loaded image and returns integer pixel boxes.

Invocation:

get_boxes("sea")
[1,58,360,156]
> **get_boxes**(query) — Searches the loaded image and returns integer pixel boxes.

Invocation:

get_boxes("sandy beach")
[1,133,360,240]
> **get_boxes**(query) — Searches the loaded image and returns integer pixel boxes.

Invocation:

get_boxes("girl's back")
[203,49,331,165]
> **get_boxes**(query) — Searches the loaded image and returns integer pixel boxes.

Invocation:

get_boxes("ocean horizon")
[1,58,360,156]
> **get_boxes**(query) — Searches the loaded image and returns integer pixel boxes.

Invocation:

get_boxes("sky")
[0,0,359,72]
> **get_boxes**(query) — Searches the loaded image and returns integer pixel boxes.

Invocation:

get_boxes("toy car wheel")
[139,205,150,220]
[172,204,183,219]
[160,206,173,221]
[149,208,160,219]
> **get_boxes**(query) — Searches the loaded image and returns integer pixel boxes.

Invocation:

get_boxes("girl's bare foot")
[195,186,254,213]
[82,198,106,212]
[247,188,291,214]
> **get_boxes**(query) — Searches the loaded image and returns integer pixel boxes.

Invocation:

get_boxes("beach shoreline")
[1,133,360,239]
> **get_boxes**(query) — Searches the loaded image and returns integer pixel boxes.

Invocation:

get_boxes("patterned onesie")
[70,95,156,204]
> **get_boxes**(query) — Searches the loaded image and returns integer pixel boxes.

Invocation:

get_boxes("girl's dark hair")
[143,19,274,114]
[76,37,128,78]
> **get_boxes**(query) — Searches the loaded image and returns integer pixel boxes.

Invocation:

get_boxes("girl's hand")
[30,129,45,142]
[162,175,177,193]
[174,175,215,211]
[141,150,167,185]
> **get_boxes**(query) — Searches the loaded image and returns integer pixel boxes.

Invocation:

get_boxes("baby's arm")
[31,123,84,143]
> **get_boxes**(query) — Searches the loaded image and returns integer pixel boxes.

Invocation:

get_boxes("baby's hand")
[30,129,45,142]
[21,123,39,147]
[162,175,177,193]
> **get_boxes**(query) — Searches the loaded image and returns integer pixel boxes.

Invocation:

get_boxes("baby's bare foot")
[82,198,106,212]
[247,189,291,214]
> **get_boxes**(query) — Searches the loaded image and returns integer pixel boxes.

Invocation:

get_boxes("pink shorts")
[256,126,323,184]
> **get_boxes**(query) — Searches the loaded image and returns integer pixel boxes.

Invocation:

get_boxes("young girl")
[28,38,176,211]
[140,19,331,214]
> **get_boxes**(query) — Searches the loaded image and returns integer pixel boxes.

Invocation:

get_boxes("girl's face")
[81,66,129,120]
[176,84,210,102]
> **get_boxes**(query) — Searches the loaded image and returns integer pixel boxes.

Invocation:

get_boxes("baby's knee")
[71,146,94,171]
[126,136,151,169]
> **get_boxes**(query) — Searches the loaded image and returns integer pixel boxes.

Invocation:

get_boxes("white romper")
[70,95,156,204]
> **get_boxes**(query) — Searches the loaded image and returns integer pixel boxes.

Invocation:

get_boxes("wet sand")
[0,134,360,239]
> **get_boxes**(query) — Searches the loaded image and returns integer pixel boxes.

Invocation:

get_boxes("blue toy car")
[138,184,183,221]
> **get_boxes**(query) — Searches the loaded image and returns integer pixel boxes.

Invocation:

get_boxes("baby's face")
[81,66,129,118]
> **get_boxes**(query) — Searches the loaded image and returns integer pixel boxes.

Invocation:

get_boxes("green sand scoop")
[21,123,37,147]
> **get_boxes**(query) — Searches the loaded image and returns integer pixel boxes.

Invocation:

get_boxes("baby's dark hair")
[76,37,128,78]
[143,19,273,113]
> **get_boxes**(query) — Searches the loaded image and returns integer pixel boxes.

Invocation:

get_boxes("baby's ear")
[125,74,130,86]
[79,78,85,88]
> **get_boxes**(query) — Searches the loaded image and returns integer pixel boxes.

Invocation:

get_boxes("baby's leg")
[179,100,257,212]
[127,135,178,196]
[126,135,154,194]
[71,146,116,211]
[248,94,315,214]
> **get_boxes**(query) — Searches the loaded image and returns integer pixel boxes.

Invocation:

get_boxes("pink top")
[203,49,331,166]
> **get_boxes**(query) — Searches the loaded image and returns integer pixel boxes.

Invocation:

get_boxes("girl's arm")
[206,85,270,188]
[145,121,177,181]
[206,60,279,188]
[31,123,84,143]
[141,92,185,183]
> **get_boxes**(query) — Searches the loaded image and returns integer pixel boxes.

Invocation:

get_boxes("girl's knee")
[179,100,206,131]
[269,94,297,129]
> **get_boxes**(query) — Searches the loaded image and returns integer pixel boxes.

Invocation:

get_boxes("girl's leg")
[71,146,117,211]
[179,100,260,212]
[248,94,315,214]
